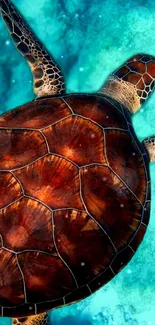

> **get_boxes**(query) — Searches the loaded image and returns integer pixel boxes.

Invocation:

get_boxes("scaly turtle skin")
[0,1,155,325]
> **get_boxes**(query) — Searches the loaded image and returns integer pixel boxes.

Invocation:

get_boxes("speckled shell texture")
[0,94,151,318]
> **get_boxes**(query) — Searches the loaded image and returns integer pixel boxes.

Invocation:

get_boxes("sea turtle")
[0,0,155,325]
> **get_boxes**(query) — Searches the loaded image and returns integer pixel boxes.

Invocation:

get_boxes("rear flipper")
[143,137,155,162]
[12,312,50,325]
[100,54,155,114]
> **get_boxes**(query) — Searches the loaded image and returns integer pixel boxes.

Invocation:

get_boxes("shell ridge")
[3,247,57,257]
[39,131,50,153]
[0,196,23,211]
[129,132,150,203]
[51,213,79,289]
[108,165,143,206]
[11,153,49,172]
[78,169,117,254]
[40,114,73,131]
[61,98,75,115]
[16,254,27,303]
[11,171,25,195]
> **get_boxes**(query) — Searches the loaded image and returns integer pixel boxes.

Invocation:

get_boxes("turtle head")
[99,54,155,114]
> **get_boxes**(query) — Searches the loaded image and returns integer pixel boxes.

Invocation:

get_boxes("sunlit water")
[0,1,155,324]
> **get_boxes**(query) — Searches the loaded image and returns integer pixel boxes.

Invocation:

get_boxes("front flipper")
[100,54,155,114]
[12,312,51,325]
[0,0,65,97]
[143,136,155,162]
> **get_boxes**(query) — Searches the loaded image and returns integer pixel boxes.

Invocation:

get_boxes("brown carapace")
[0,94,151,318]
[0,1,155,325]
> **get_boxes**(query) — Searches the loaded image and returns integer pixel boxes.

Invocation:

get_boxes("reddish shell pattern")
[0,94,151,318]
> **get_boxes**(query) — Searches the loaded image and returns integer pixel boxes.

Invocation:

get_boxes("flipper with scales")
[100,53,155,162]
[0,0,66,97]
[143,137,155,162]
[12,313,50,325]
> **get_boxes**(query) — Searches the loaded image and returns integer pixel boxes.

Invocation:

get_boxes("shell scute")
[42,115,106,166]
[88,267,114,293]
[54,209,115,285]
[80,165,142,250]
[129,224,146,251]
[0,129,47,170]
[64,95,128,129]
[0,197,54,253]
[14,155,83,210]
[17,251,76,303]
[0,250,25,306]
[0,98,71,129]
[111,246,134,274]
[0,172,22,208]
[105,129,147,203]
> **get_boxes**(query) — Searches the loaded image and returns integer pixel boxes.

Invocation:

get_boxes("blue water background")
[0,0,155,324]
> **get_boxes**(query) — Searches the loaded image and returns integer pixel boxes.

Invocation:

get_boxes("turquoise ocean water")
[0,0,155,324]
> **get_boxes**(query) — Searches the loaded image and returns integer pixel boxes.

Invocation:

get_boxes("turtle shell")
[0,94,151,318]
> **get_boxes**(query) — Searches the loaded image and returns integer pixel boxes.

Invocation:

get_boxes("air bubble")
[81,262,85,266]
